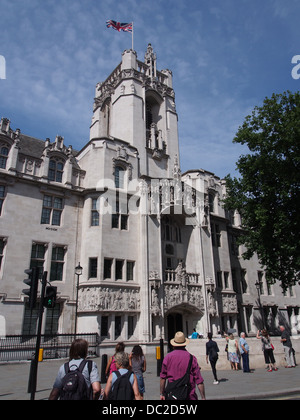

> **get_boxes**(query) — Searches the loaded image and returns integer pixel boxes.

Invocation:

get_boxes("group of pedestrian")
[49,340,146,400]
[204,325,296,384]
[48,325,296,401]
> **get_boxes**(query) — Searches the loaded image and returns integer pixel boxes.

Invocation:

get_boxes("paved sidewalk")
[0,356,300,400]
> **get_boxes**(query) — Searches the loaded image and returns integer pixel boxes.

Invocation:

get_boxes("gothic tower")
[90,44,180,179]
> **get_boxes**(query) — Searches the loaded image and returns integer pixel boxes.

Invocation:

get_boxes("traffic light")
[23,267,39,310]
[43,286,57,309]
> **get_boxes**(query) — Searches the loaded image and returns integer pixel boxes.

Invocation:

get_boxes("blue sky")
[1,0,299,178]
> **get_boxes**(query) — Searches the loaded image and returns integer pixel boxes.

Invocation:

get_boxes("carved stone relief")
[222,293,238,314]
[151,288,161,317]
[164,283,204,312]
[78,286,140,313]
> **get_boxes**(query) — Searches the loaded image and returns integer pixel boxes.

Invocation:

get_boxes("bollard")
[156,346,161,377]
[101,354,108,383]
[157,339,164,377]
[38,348,44,362]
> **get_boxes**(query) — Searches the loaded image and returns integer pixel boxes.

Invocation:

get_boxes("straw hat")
[170,331,190,347]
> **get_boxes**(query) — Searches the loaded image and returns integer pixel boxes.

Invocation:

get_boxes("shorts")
[136,374,145,394]
[264,349,276,364]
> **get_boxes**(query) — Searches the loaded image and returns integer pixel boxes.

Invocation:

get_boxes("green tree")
[224,91,300,290]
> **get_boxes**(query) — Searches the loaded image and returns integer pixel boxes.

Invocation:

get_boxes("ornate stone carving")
[222,293,238,314]
[163,263,204,312]
[207,288,217,317]
[151,288,161,316]
[78,286,140,313]
[164,283,204,311]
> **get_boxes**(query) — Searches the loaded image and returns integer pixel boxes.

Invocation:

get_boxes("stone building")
[0,45,299,352]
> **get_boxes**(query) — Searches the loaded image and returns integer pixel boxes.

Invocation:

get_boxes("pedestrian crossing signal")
[43,286,57,309]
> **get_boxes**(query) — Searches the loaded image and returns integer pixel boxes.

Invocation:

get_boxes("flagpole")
[132,21,134,51]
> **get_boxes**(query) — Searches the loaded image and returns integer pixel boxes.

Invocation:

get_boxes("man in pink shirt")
[160,331,206,400]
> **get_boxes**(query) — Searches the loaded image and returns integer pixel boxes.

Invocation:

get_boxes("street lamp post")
[74,263,83,335]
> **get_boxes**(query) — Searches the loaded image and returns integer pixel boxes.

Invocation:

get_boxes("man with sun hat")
[159,331,206,400]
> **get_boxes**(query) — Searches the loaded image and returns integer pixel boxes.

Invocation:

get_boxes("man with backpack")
[104,351,141,400]
[160,331,206,400]
[49,339,101,400]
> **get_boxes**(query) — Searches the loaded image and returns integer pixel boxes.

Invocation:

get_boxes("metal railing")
[0,333,100,362]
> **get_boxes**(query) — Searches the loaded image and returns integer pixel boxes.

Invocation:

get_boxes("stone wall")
[187,336,300,370]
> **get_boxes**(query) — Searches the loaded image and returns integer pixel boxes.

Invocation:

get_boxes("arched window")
[48,158,64,183]
[0,146,9,169]
[115,166,125,189]
[145,93,163,150]
[146,104,153,131]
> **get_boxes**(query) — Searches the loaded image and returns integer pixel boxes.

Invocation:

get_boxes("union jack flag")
[106,20,133,33]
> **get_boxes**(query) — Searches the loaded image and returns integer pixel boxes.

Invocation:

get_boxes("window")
[224,272,230,289]
[0,185,5,215]
[115,260,123,280]
[162,217,181,243]
[91,198,99,226]
[89,258,98,278]
[232,269,239,293]
[50,246,65,281]
[257,271,264,295]
[128,316,135,338]
[241,269,248,293]
[30,243,46,277]
[22,305,39,335]
[230,234,239,256]
[0,238,5,269]
[208,193,215,213]
[101,316,109,337]
[41,195,63,226]
[112,198,128,230]
[217,271,223,289]
[115,316,122,339]
[104,259,112,279]
[0,146,9,169]
[115,166,125,189]
[211,223,221,247]
[48,159,64,182]
[165,244,174,255]
[44,303,60,335]
[146,104,153,131]
[126,261,134,281]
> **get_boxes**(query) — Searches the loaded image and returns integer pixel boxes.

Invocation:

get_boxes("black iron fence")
[0,333,100,362]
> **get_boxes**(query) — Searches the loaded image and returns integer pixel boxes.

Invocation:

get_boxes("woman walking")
[105,342,125,378]
[129,345,146,399]
[256,329,278,372]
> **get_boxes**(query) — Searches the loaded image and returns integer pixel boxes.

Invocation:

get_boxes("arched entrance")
[166,303,204,351]
[167,313,183,347]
